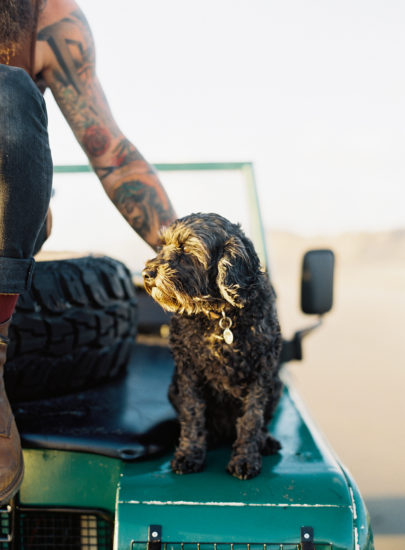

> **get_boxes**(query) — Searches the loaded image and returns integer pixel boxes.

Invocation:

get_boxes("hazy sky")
[46,0,405,235]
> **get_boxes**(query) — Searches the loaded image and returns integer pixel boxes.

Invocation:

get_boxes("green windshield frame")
[53,162,269,271]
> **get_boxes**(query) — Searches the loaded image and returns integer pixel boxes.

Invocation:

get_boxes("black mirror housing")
[301,249,335,315]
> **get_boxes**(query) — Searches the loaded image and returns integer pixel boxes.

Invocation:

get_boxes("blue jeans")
[0,64,53,294]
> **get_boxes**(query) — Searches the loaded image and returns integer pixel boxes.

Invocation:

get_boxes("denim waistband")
[0,257,35,294]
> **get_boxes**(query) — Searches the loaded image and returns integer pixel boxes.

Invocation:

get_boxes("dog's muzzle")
[142,267,157,289]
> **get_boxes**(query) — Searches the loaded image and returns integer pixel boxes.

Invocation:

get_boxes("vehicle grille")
[0,505,113,549]
[0,506,12,549]
[0,506,335,550]
[131,543,334,550]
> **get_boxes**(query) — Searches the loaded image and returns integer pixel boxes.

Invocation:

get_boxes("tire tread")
[5,256,138,402]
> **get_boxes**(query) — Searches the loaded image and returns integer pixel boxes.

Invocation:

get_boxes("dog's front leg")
[171,375,207,475]
[227,384,272,480]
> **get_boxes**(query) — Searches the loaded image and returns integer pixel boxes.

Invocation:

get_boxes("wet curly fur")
[143,213,283,480]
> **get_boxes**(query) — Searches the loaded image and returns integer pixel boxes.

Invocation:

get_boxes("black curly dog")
[142,213,283,479]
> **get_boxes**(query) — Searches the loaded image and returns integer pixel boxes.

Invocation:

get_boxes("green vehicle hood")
[116,385,357,550]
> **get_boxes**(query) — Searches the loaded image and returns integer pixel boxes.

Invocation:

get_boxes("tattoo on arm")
[82,125,111,157]
[94,138,145,180]
[112,178,175,244]
[38,8,117,147]
[96,139,176,244]
[38,8,176,247]
[38,11,92,95]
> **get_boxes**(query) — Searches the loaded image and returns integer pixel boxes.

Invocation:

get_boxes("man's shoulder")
[35,0,85,76]
[38,0,80,30]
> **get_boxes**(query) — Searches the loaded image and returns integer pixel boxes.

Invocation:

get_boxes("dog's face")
[142,213,261,315]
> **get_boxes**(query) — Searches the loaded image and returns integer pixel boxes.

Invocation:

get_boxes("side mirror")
[280,249,335,363]
[301,249,335,315]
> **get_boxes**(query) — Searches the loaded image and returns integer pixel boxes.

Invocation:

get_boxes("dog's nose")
[142,267,157,282]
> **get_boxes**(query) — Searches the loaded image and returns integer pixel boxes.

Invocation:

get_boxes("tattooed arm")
[36,0,176,249]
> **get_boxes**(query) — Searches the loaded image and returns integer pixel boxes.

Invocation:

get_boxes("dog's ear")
[216,235,259,307]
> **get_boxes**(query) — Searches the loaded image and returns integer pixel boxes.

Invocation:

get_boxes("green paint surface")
[18,388,373,549]
[114,387,372,550]
[20,450,122,514]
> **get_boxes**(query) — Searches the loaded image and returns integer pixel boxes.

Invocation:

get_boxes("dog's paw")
[261,434,282,456]
[171,449,205,475]
[226,453,262,480]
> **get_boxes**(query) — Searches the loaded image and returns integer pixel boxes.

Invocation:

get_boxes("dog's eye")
[177,251,189,263]
[175,251,197,271]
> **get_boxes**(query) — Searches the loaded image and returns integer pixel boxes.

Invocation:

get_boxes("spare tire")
[5,256,138,402]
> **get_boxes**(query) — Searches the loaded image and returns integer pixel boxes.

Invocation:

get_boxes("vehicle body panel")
[17,381,373,549]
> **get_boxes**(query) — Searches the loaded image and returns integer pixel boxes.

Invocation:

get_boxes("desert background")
[268,229,405,549]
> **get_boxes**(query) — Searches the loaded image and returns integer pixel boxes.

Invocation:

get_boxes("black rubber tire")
[5,256,138,402]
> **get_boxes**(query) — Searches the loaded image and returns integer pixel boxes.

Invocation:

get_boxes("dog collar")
[219,311,234,345]
[204,310,233,346]
[203,310,234,345]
